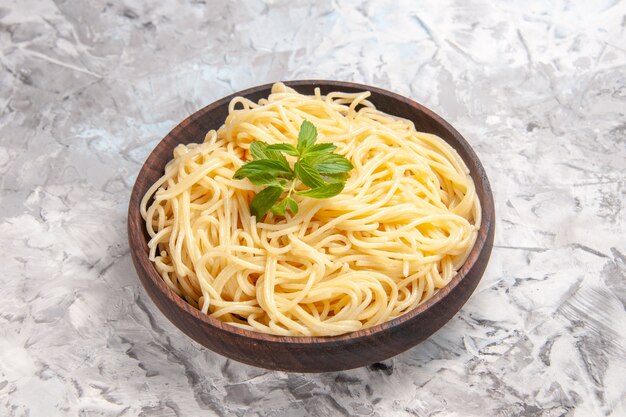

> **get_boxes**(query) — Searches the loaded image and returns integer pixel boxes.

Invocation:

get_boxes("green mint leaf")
[236,121,352,219]
[296,120,317,153]
[250,141,269,160]
[301,143,337,157]
[270,196,298,217]
[322,172,349,183]
[304,153,353,174]
[233,159,292,180]
[266,143,299,156]
[270,198,288,216]
[246,173,285,187]
[250,186,283,219]
[250,141,288,163]
[294,159,325,188]
[297,182,345,199]
[286,197,298,214]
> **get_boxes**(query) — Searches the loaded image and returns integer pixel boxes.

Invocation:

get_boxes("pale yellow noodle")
[142,82,481,336]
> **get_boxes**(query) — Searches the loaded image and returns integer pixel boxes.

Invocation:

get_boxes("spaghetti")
[141,83,480,336]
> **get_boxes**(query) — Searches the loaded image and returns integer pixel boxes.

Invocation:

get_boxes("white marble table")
[1,1,624,415]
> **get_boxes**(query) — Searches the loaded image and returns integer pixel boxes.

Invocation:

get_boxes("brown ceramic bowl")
[127,80,495,372]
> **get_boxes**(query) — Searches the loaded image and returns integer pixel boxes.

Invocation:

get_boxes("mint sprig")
[233,120,353,219]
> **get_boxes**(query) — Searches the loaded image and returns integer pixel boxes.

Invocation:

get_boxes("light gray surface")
[1,0,625,416]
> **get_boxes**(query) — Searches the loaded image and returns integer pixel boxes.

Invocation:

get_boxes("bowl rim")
[128,79,494,346]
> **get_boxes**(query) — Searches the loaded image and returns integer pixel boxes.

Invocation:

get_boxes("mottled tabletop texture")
[1,1,625,416]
